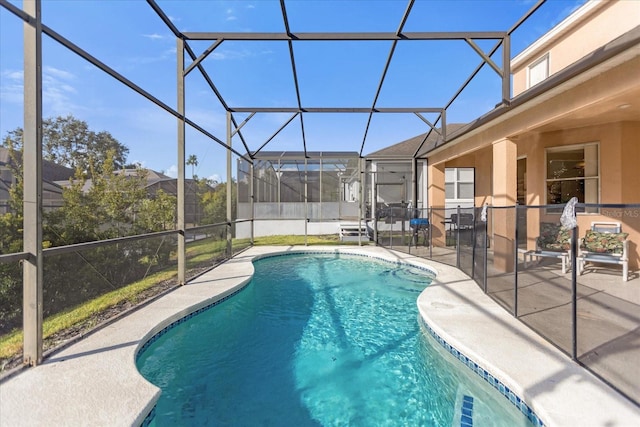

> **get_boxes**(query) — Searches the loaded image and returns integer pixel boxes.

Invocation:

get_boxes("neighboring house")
[411,0,640,271]
[1,146,213,225]
[138,169,214,226]
[54,168,215,226]
[0,146,71,214]
[235,129,471,239]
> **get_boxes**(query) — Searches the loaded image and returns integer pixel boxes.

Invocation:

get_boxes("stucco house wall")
[512,0,639,96]
[423,1,640,271]
[516,121,640,269]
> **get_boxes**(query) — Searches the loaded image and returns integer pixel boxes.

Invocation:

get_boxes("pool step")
[338,222,368,242]
[460,394,474,427]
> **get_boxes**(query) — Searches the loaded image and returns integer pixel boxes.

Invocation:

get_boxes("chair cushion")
[536,222,571,251]
[581,230,628,254]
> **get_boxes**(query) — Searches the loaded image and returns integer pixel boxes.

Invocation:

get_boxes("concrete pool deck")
[1,246,638,426]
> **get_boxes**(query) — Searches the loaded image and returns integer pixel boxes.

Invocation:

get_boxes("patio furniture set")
[523,221,630,281]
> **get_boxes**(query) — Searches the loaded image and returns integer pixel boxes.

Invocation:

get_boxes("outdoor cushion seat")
[578,223,629,281]
[580,229,628,254]
[536,222,572,252]
[531,222,572,273]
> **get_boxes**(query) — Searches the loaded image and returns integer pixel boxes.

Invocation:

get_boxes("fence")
[375,203,640,407]
[0,220,250,373]
[3,203,639,406]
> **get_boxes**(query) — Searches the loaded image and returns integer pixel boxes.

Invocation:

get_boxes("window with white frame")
[528,53,549,88]
[546,143,599,210]
[445,167,474,206]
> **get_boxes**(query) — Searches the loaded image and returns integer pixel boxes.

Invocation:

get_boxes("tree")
[0,139,24,254]
[1,131,177,336]
[136,189,176,232]
[0,213,22,255]
[186,154,198,179]
[200,180,236,225]
[2,115,129,176]
[45,150,149,244]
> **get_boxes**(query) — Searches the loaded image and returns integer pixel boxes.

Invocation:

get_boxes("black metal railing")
[375,203,640,407]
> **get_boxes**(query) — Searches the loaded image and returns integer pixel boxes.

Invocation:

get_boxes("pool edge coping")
[136,246,548,426]
[1,246,638,427]
[413,252,640,427]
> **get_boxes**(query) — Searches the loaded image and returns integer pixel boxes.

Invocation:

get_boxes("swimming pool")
[137,252,536,426]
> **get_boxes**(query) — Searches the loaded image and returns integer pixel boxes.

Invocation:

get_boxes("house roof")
[0,147,9,165]
[54,168,217,194]
[115,168,172,185]
[0,176,10,192]
[366,123,468,159]
[1,146,74,188]
[43,161,76,182]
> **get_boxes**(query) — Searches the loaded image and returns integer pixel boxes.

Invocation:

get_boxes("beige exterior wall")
[427,163,447,245]
[621,121,640,200]
[492,139,518,271]
[442,150,492,207]
[430,51,639,164]
[421,1,640,272]
[515,122,640,268]
[426,54,640,270]
[512,0,639,96]
[431,119,640,269]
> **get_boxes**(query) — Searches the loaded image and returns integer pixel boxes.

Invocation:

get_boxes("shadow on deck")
[384,239,640,405]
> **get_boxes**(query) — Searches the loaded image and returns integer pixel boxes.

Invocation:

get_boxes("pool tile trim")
[419,316,544,427]
[460,395,474,427]
[135,285,249,426]
[254,249,438,276]
[135,284,248,360]
[134,250,431,362]
[136,250,436,426]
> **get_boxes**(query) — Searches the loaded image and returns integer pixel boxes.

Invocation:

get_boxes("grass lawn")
[0,235,368,369]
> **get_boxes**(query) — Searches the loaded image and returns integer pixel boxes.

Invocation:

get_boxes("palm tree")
[186,154,200,224]
[186,154,198,179]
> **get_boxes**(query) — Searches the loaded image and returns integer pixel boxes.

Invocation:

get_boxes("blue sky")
[1,0,587,182]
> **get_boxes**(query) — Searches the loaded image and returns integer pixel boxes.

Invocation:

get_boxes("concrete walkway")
[1,246,638,426]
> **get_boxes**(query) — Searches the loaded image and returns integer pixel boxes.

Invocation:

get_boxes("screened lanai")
[2,0,530,368]
[237,151,362,237]
[9,0,640,390]
[3,0,640,420]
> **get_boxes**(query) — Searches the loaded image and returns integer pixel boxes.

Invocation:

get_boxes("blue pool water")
[137,253,535,426]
